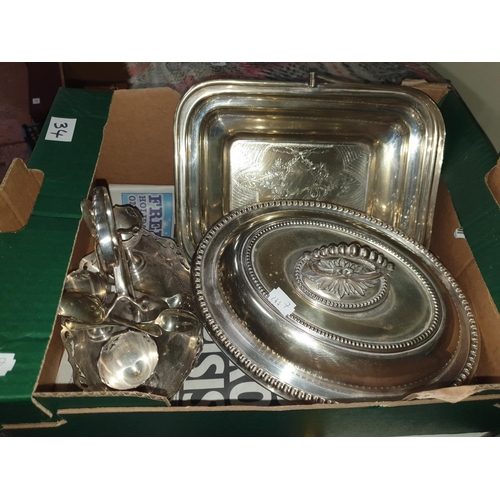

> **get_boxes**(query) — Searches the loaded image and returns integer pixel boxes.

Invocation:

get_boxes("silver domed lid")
[193,200,479,403]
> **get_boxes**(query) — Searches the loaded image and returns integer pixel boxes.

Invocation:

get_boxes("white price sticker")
[268,287,296,316]
[45,117,77,142]
[0,353,16,376]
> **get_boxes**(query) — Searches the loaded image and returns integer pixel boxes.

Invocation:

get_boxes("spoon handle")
[63,317,162,338]
[108,314,163,338]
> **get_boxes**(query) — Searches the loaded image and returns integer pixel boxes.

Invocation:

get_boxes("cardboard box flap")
[0,158,44,232]
[439,88,500,312]
[95,87,180,185]
[34,390,171,417]
[401,79,451,105]
[405,383,500,404]
[485,159,500,206]
[0,88,113,425]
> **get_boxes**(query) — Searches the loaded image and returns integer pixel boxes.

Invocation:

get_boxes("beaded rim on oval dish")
[193,200,480,402]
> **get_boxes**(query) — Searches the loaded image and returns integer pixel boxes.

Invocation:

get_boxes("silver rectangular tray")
[175,77,445,257]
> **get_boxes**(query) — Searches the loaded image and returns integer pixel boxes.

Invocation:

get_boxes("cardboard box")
[2,84,500,436]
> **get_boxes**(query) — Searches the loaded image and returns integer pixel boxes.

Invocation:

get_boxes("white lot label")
[268,287,296,316]
[45,117,77,142]
[0,353,16,376]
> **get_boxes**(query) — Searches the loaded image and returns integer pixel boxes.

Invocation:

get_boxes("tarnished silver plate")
[193,201,479,403]
[175,78,445,256]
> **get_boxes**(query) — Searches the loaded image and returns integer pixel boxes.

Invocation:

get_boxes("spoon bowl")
[154,308,201,333]
[58,291,106,323]
[64,269,109,301]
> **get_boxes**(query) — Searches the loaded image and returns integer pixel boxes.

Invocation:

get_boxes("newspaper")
[171,328,287,407]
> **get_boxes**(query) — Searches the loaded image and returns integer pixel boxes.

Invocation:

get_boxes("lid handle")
[294,242,395,312]
[308,72,342,87]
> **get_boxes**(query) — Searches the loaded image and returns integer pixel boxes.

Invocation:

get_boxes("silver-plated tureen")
[193,200,479,403]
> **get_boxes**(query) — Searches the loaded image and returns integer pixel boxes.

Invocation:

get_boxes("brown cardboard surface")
[67,218,94,270]
[406,384,500,403]
[1,419,67,431]
[430,180,476,279]
[485,159,500,207]
[35,87,183,402]
[36,320,65,391]
[94,88,180,186]
[430,180,500,382]
[0,158,44,232]
[39,390,500,415]
[401,79,451,104]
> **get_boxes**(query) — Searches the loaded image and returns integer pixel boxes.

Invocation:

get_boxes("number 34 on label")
[45,117,77,142]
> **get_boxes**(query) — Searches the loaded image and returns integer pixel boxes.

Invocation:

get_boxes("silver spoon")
[154,308,201,333]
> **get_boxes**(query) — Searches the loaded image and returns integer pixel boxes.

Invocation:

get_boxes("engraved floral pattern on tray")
[230,142,370,211]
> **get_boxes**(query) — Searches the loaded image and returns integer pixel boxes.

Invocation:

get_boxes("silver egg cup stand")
[59,186,203,401]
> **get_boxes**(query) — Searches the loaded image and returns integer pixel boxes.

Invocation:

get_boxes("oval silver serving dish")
[193,201,479,403]
[176,77,445,257]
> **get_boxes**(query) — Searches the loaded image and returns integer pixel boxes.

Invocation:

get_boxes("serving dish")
[193,201,479,403]
[175,76,445,257]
